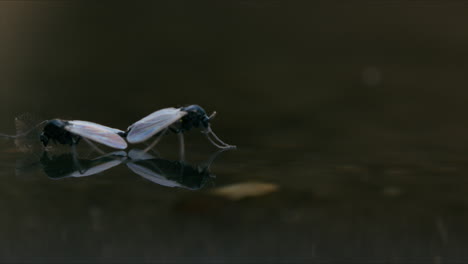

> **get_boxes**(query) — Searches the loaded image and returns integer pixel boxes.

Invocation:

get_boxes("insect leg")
[81,137,107,155]
[205,133,225,149]
[83,147,96,159]
[178,133,185,162]
[203,126,236,149]
[204,129,231,149]
[200,148,230,170]
[142,142,162,157]
[71,144,86,174]
[141,127,168,155]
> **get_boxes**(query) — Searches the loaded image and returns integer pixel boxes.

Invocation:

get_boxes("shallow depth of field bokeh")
[1,1,468,263]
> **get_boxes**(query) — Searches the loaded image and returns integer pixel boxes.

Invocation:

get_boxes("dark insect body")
[177,105,211,132]
[40,119,80,147]
[39,119,127,150]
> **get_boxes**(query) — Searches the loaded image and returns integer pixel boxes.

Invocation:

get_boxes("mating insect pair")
[39,148,227,190]
[3,105,235,154]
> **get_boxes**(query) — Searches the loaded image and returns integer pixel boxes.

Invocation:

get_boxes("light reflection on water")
[37,148,226,190]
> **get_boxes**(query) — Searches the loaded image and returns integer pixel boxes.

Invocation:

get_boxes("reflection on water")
[21,148,230,190]
[39,151,126,179]
[126,149,218,190]
[3,0,468,263]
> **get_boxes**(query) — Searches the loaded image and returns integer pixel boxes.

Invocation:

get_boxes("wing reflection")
[126,149,222,190]
[40,151,127,179]
[37,148,230,190]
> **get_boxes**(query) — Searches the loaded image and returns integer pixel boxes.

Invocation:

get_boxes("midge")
[40,119,128,150]
[1,118,128,151]
[125,105,235,153]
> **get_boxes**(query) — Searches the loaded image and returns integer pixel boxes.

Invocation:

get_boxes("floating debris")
[211,182,279,200]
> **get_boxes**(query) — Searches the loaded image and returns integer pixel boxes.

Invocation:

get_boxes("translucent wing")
[127,162,184,188]
[126,107,187,144]
[64,120,128,149]
[69,159,123,177]
[128,148,158,160]
[69,151,127,177]
[43,151,127,179]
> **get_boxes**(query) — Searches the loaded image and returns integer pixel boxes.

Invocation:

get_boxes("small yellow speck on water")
[211,182,279,201]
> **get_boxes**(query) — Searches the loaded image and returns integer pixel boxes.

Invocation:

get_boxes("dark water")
[1,1,468,263]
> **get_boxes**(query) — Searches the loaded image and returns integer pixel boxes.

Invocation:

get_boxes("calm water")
[2,1,468,263]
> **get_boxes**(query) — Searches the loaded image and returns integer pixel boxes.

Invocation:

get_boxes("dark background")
[2,1,468,152]
[1,1,468,263]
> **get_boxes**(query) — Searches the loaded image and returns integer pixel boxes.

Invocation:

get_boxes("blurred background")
[1,1,468,263]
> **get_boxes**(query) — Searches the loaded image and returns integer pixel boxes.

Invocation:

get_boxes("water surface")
[1,1,468,263]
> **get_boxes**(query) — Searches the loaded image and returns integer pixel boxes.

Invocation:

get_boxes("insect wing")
[69,159,123,177]
[126,107,187,144]
[65,121,128,149]
[128,148,157,160]
[127,162,184,188]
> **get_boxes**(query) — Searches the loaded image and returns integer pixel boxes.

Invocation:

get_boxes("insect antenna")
[209,111,217,120]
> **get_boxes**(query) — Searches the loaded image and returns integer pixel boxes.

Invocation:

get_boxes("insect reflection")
[38,148,229,190]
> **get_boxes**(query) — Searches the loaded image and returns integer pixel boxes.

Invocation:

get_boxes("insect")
[1,116,127,154]
[40,119,128,150]
[40,151,127,179]
[126,148,220,190]
[125,105,235,152]
[36,148,228,190]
